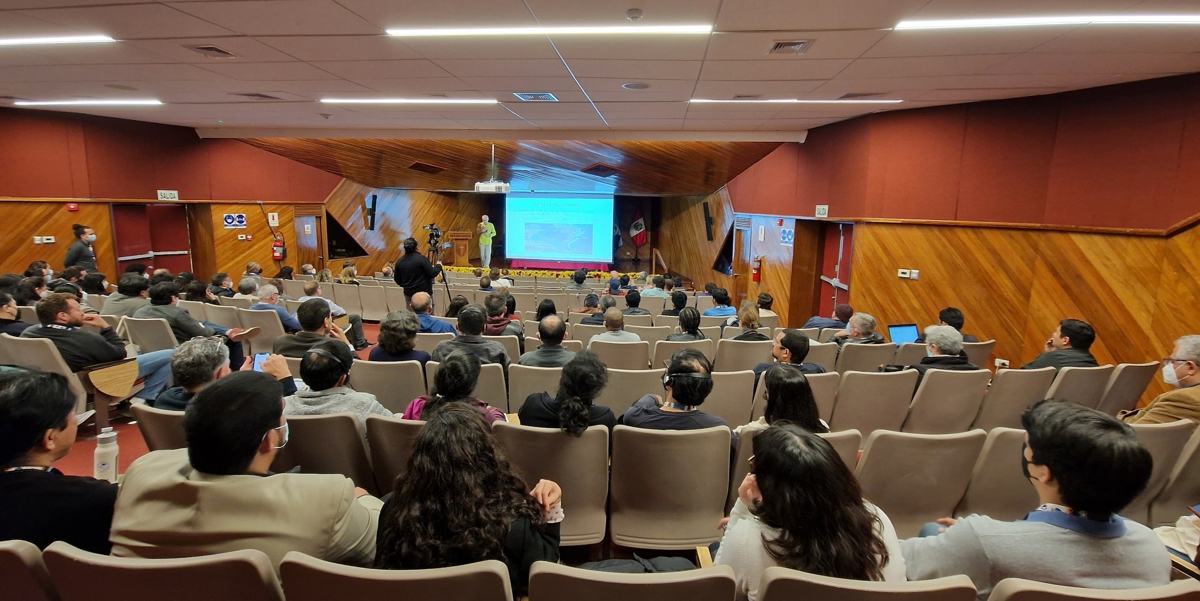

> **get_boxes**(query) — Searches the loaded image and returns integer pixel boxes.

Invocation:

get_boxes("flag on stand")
[629,210,648,247]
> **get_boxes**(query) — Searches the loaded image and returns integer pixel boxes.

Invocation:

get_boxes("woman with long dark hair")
[375,403,562,590]
[517,350,614,435]
[13,277,46,306]
[665,307,707,341]
[401,349,504,423]
[273,266,294,280]
[717,425,904,600]
[444,295,469,318]
[79,272,109,295]
[535,299,557,322]
[735,365,828,436]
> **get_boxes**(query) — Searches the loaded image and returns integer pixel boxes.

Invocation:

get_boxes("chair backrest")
[235,309,287,355]
[696,296,716,314]
[751,370,840,422]
[43,541,283,601]
[122,317,178,352]
[962,340,997,369]
[818,327,843,342]
[626,325,672,350]
[714,339,773,372]
[829,370,920,442]
[820,429,863,471]
[280,280,306,299]
[760,313,779,329]
[177,300,208,322]
[414,332,454,355]
[623,314,654,327]
[1125,420,1197,525]
[283,299,304,314]
[280,553,511,601]
[902,369,993,434]
[856,429,988,537]
[797,327,819,340]
[706,370,756,427]
[385,286,409,314]
[493,423,610,545]
[365,416,425,497]
[16,305,38,324]
[482,335,521,365]
[218,296,253,309]
[835,343,899,374]
[525,337,584,354]
[595,368,666,418]
[1044,365,1115,408]
[589,340,651,370]
[894,342,927,367]
[0,539,57,601]
[508,365,564,415]
[269,413,378,495]
[610,425,731,549]
[1097,362,1159,416]
[954,427,1039,521]
[509,292,537,315]
[727,425,760,513]
[759,568,976,601]
[349,360,426,413]
[971,367,1056,430]
[529,562,736,601]
[131,404,187,451]
[202,304,242,330]
[805,342,838,372]
[699,315,726,328]
[331,284,362,316]
[987,577,1200,601]
[357,286,389,321]
[284,356,302,377]
[1152,428,1200,526]
[0,334,88,413]
[653,339,715,364]
[721,326,770,340]
[570,324,607,347]
[425,361,508,410]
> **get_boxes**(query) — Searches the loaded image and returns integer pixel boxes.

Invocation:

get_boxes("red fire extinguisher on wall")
[751,256,763,283]
[272,234,287,262]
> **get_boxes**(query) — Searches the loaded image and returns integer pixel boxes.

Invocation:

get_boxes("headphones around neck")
[306,347,351,378]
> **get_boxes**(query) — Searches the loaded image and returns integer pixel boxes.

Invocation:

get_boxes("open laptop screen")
[888,323,920,345]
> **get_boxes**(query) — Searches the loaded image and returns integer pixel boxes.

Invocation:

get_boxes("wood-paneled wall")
[658,190,735,294]
[0,202,117,279]
[191,203,299,282]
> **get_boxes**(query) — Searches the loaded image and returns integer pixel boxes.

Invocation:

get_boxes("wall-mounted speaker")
[366,194,377,231]
[703,202,714,241]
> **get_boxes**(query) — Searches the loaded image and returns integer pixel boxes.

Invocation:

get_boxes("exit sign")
[815,205,829,218]
[157,190,180,201]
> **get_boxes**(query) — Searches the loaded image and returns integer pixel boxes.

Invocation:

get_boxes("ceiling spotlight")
[14,99,162,106]
[627,9,644,21]
[622,82,651,90]
[0,34,115,47]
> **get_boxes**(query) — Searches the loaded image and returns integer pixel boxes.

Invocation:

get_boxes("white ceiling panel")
[839,55,1019,79]
[309,59,452,80]
[692,79,826,99]
[351,77,476,94]
[0,12,82,37]
[1029,25,1200,54]
[686,105,784,119]
[243,80,374,94]
[706,30,889,61]
[715,0,930,31]
[457,76,581,91]
[17,4,235,39]
[0,63,201,83]
[401,37,559,60]
[257,36,423,61]
[98,63,238,81]
[814,72,1106,94]
[21,42,197,65]
[0,48,84,68]
[550,36,711,61]
[503,102,601,116]
[196,61,341,81]
[482,89,591,102]
[585,90,693,102]
[432,59,570,78]
[0,0,148,8]
[907,0,1142,19]
[863,28,1079,58]
[166,1,381,36]
[523,0,721,27]
[592,101,690,118]
[564,59,702,80]
[332,0,537,29]
[606,118,685,129]
[126,37,300,63]
[526,117,609,129]
[448,119,535,128]
[986,52,1200,75]
[683,119,773,129]
[577,77,696,95]
[699,59,853,81]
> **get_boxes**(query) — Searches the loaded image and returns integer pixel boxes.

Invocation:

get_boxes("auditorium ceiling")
[2,0,1199,139]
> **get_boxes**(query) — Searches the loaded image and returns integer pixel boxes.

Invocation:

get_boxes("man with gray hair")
[884,324,979,387]
[232,277,259,300]
[579,295,618,325]
[829,312,886,352]
[151,337,296,411]
[1121,335,1200,425]
[587,308,641,348]
[248,284,302,332]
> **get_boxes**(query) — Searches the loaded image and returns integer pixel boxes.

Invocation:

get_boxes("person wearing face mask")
[0,293,31,336]
[64,224,99,272]
[1120,335,1200,425]
[881,325,979,387]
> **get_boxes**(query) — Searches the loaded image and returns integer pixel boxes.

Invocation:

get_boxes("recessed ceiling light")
[320,98,498,104]
[386,25,712,37]
[622,82,652,90]
[0,35,115,47]
[690,99,902,104]
[894,14,1200,30]
[13,99,162,106]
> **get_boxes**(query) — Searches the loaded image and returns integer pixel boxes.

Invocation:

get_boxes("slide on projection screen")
[504,193,614,263]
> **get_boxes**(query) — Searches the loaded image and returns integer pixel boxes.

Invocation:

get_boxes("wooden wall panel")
[209,203,297,281]
[742,215,799,328]
[658,190,735,293]
[187,204,217,281]
[0,202,117,280]
[1148,225,1200,400]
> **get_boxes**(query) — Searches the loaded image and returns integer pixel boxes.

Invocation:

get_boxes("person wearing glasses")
[109,371,383,571]
[1120,335,1200,425]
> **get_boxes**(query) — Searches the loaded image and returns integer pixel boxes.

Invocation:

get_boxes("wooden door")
[111,204,153,273]
[817,222,854,318]
[293,209,326,272]
[147,205,192,274]
[731,216,753,305]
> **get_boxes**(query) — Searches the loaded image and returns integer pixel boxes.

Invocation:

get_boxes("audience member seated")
[110,371,383,569]
[564,268,590,290]
[607,276,625,296]
[518,315,575,367]
[803,303,854,330]
[149,269,175,287]
[664,278,676,293]
[622,349,732,445]
[483,291,525,354]
[153,338,295,411]
[621,290,651,316]
[587,308,641,348]
[829,313,886,350]
[731,301,770,341]
[232,277,259,300]
[518,350,614,433]
[902,400,1166,600]
[735,366,829,437]
[444,294,469,318]
[52,283,97,315]
[619,274,636,292]
[0,292,30,336]
[717,425,904,601]
[666,307,708,342]
[274,266,294,280]
[699,282,717,297]
[375,403,559,591]
[1021,319,1099,370]
[23,293,173,402]
[431,305,511,372]
[369,310,432,367]
[79,272,108,296]
[337,266,360,286]
[315,268,335,283]
[402,348,505,423]
[753,329,827,386]
[641,276,670,298]
[914,307,980,344]
[381,264,393,278]
[479,276,495,292]
[704,287,737,317]
[249,284,302,333]
[244,262,264,279]
[576,293,603,318]
[535,299,558,322]
[13,277,46,307]
[883,325,979,387]
[1121,335,1200,424]
[134,282,258,364]
[272,298,353,357]
[299,264,316,276]
[661,290,688,317]
[297,281,369,350]
[579,295,617,325]
[0,369,117,554]
[489,268,511,290]
[757,293,777,320]
[60,266,83,283]
[0,273,22,296]
[208,272,235,298]
[409,291,455,334]
[285,340,391,433]
[270,278,295,302]
[182,280,217,304]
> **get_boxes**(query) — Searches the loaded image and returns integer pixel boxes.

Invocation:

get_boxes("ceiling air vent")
[581,163,622,178]
[408,161,446,175]
[513,92,559,102]
[185,44,240,59]
[231,92,284,101]
[733,94,762,100]
[839,92,884,100]
[768,40,812,55]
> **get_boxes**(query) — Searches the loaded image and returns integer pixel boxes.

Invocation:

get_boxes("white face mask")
[1164,362,1181,387]
[102,281,109,289]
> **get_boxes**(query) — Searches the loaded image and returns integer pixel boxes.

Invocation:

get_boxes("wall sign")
[781,228,795,246]
[157,190,180,201]
[223,213,247,229]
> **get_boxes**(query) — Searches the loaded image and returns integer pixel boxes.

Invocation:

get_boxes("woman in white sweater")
[715,425,906,601]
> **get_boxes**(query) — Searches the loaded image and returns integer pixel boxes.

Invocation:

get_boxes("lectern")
[447,231,472,266]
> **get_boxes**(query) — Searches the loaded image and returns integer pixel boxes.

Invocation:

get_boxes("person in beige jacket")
[1121,335,1200,425]
[109,371,382,570]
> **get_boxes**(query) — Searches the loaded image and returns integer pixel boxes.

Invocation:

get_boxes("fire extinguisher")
[751,256,763,283]
[272,234,287,262]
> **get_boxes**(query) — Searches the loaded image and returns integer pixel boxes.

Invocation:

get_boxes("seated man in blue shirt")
[702,287,737,317]
[409,292,455,334]
[803,303,853,330]
[248,284,302,332]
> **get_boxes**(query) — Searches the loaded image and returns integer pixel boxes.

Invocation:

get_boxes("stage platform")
[509,260,610,270]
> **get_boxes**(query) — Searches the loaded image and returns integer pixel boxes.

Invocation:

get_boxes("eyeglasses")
[1163,357,1194,365]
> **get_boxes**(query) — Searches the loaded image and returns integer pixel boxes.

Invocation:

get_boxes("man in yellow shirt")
[477,214,497,268]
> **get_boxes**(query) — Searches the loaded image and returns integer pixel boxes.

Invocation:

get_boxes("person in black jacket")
[375,403,561,593]
[394,237,444,306]
[883,325,980,387]
[153,338,296,411]
[518,350,615,433]
[208,272,235,298]
[914,307,980,344]
[0,293,31,337]
[64,223,98,272]
[0,369,117,554]
[1021,319,1100,371]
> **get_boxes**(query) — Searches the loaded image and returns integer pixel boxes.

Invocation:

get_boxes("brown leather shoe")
[227,327,261,342]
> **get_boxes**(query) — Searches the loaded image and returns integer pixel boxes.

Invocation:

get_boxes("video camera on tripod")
[423,223,442,247]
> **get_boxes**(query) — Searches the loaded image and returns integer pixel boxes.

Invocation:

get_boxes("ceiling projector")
[474,180,510,193]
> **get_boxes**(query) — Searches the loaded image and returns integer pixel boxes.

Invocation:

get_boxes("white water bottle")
[94,427,119,483]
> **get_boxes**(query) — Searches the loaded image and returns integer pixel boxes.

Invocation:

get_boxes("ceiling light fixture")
[690,99,902,104]
[386,25,712,37]
[894,14,1200,30]
[13,99,162,106]
[0,34,115,47]
[320,98,498,104]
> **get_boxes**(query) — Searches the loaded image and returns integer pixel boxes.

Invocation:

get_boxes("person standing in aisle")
[64,224,98,272]
[477,215,497,269]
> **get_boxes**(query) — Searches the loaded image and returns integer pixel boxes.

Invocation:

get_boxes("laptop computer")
[888,323,920,345]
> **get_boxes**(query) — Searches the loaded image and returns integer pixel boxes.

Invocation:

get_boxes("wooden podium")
[447,231,472,266]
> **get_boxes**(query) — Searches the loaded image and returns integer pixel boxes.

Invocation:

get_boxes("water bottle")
[93,427,119,483]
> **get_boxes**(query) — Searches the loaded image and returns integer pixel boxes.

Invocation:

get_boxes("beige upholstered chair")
[727,426,760,513]
[829,370,920,442]
[818,327,843,342]
[595,368,666,418]
[972,367,1056,430]
[414,332,454,355]
[696,296,716,314]
[759,568,976,601]
[279,280,306,299]
[835,343,898,374]
[269,413,378,495]
[357,286,388,322]
[235,309,287,356]
[365,416,424,495]
[856,429,988,537]
[131,404,187,451]
[482,335,522,365]
[1151,428,1200,527]
[529,562,736,601]
[902,369,993,434]
[218,296,253,309]
[43,542,283,601]
[349,360,426,413]
[331,284,362,316]
[589,340,651,370]
[571,324,607,347]
[122,317,178,352]
[524,337,584,354]
[820,429,864,472]
[202,304,242,330]
[177,300,208,322]
[1097,362,1159,416]
[284,356,302,378]
[797,327,820,340]
[623,314,654,327]
[610,425,731,549]
[493,423,610,545]
[962,340,997,369]
[987,577,1200,601]
[508,365,564,414]
[280,553,511,601]
[654,339,716,364]
[714,339,773,372]
[1044,365,1115,408]
[1125,420,1197,525]
[385,286,409,313]
[954,427,1039,521]
[894,342,927,367]
[805,342,838,372]
[706,370,756,427]
[0,539,57,601]
[626,325,672,350]
[722,326,770,340]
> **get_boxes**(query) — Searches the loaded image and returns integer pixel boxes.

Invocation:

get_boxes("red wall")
[729,73,1200,231]
[0,108,341,202]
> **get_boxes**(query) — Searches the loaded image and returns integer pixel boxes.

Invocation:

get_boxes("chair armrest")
[77,359,140,399]
[696,545,713,568]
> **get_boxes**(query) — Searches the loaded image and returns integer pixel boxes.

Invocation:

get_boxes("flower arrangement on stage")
[442,266,653,280]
